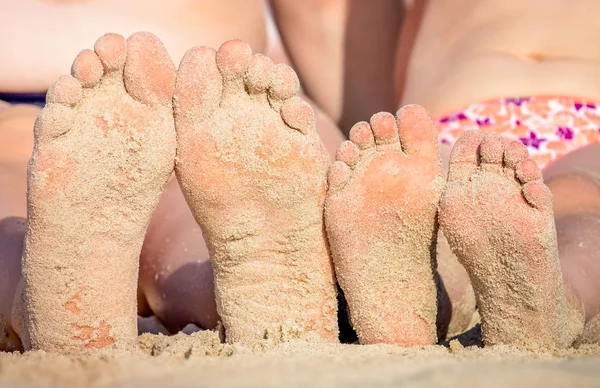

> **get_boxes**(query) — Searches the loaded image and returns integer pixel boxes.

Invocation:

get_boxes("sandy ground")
[1,327,599,388]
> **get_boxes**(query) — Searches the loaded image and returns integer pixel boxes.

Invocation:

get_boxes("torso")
[0,0,267,92]
[401,0,600,118]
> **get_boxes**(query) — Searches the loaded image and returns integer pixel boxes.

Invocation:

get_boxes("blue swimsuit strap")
[0,92,47,107]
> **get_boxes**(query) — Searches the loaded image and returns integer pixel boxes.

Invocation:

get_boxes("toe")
[370,112,400,150]
[46,75,82,106]
[245,54,273,94]
[516,159,543,183]
[124,32,176,107]
[175,46,222,124]
[216,39,252,83]
[268,63,300,106]
[447,130,485,182]
[336,140,360,168]
[94,33,127,72]
[503,140,529,180]
[396,105,440,159]
[328,160,351,190]
[522,180,553,211]
[33,105,75,141]
[280,96,315,135]
[479,134,504,173]
[504,140,529,169]
[71,49,103,88]
[349,121,375,150]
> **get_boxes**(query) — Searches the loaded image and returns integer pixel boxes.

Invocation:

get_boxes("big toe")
[396,105,440,160]
[174,46,223,128]
[124,32,176,107]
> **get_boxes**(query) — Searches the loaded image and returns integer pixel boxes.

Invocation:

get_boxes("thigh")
[0,103,38,219]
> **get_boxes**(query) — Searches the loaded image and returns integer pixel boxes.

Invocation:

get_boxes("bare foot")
[22,32,176,353]
[439,131,579,349]
[173,40,338,345]
[324,105,444,345]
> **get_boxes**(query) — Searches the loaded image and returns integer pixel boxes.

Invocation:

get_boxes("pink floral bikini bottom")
[436,96,600,169]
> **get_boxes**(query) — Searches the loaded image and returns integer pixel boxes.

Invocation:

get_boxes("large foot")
[439,131,579,349]
[22,32,176,353]
[174,40,338,345]
[324,105,444,345]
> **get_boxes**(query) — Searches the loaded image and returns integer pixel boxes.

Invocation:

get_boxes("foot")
[173,40,338,345]
[22,32,176,353]
[439,131,577,349]
[324,105,444,345]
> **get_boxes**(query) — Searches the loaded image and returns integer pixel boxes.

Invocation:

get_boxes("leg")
[544,143,600,325]
[0,103,37,352]
[270,0,402,134]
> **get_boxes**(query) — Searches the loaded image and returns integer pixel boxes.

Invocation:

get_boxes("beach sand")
[1,326,599,388]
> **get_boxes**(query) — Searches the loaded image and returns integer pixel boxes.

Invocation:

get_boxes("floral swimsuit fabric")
[436,96,600,169]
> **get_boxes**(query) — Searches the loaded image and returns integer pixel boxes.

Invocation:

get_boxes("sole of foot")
[22,32,176,353]
[324,105,444,346]
[173,40,338,346]
[439,131,583,350]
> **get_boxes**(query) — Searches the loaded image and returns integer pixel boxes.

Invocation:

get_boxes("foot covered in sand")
[325,105,444,345]
[22,32,176,353]
[439,131,581,349]
[173,40,338,345]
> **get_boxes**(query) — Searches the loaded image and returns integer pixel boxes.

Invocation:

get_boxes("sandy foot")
[21,32,176,353]
[439,131,582,349]
[324,105,444,345]
[173,40,338,345]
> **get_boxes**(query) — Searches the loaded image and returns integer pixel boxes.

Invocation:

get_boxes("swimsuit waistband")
[0,92,47,107]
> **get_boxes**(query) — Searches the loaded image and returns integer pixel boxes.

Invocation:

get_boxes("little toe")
[370,112,400,150]
[396,105,440,159]
[71,49,103,88]
[516,159,543,184]
[280,96,315,135]
[245,54,273,94]
[175,46,222,123]
[349,121,375,150]
[336,141,360,168]
[46,75,82,106]
[522,180,553,211]
[216,39,252,90]
[268,63,300,109]
[124,32,176,107]
[94,33,127,72]
[447,130,485,182]
[328,160,352,190]
[479,134,505,173]
[33,104,75,142]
